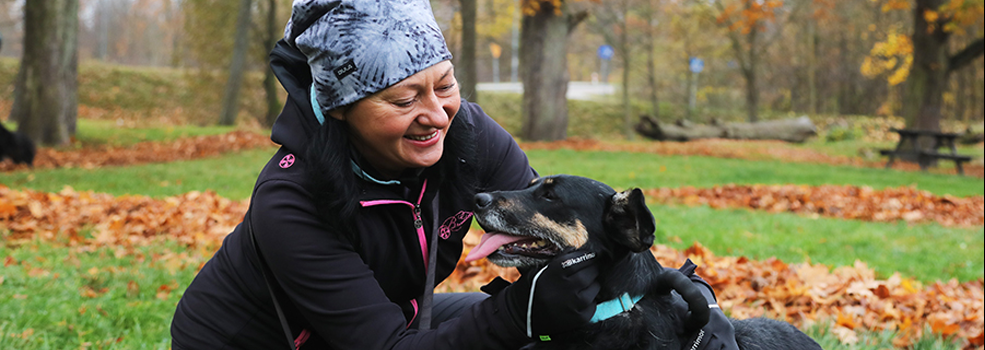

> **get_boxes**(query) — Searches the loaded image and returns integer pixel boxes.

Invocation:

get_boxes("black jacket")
[171,40,537,350]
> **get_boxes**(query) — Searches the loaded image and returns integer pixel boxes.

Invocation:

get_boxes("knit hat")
[285,0,453,122]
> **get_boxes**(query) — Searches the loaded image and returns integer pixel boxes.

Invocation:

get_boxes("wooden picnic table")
[879,128,972,175]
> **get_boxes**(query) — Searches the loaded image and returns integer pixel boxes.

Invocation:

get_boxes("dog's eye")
[541,190,558,201]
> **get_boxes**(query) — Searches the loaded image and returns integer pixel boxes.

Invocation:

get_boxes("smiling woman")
[167,1,605,350]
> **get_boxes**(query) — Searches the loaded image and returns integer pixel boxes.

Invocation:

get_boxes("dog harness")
[590,293,644,323]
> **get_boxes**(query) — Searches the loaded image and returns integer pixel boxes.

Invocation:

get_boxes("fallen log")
[635,115,817,143]
[960,126,984,145]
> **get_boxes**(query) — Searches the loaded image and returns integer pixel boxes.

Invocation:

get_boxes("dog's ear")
[604,188,655,252]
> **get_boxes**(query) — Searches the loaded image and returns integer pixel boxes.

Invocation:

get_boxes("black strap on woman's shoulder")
[248,212,299,350]
[417,191,441,330]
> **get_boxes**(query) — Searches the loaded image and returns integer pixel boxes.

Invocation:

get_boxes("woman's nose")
[416,93,451,127]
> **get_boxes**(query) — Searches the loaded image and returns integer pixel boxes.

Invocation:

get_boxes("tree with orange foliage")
[710,0,793,122]
[865,0,983,133]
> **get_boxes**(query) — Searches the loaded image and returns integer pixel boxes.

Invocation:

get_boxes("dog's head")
[465,175,655,269]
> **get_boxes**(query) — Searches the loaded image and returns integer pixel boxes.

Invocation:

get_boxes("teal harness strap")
[590,293,644,323]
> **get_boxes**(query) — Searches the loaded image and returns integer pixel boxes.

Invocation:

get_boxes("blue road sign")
[689,57,704,73]
[598,45,614,60]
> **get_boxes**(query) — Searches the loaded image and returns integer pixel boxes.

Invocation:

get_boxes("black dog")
[468,175,822,350]
[0,122,36,166]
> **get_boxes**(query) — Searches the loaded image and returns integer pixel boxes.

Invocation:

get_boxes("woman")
[170,1,600,349]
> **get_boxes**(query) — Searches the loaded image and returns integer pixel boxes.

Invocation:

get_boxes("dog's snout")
[474,193,493,209]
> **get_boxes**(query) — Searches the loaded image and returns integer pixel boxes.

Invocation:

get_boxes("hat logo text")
[334,60,357,80]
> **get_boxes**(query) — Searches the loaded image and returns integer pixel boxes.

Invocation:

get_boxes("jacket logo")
[334,60,357,80]
[279,154,295,168]
[439,211,472,239]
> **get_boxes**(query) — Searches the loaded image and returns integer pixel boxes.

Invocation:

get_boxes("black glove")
[501,249,601,341]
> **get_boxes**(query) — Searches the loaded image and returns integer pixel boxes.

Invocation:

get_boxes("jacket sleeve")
[252,179,529,350]
[462,100,538,192]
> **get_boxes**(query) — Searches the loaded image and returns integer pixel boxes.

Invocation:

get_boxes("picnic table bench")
[879,128,973,175]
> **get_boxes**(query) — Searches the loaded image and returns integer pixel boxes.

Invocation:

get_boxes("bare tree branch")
[948,38,984,73]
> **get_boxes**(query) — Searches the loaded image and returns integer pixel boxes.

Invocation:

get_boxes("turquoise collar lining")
[310,86,326,125]
[590,293,643,323]
[350,160,401,186]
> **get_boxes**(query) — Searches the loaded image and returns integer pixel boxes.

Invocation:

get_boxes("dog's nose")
[474,193,493,209]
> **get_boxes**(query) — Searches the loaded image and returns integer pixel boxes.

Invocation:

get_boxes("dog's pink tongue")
[464,232,526,263]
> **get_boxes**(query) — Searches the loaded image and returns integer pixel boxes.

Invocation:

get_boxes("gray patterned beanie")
[286,0,453,124]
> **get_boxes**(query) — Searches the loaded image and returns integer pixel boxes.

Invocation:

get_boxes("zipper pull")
[413,205,423,229]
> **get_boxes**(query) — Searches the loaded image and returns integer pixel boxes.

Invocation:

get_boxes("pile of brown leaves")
[520,138,985,178]
[644,184,984,228]
[0,130,275,172]
[0,186,245,249]
[441,234,984,349]
[2,186,982,348]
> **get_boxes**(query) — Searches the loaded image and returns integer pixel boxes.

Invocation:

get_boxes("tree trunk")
[635,116,817,143]
[620,7,633,140]
[807,19,817,115]
[219,0,253,126]
[520,1,584,141]
[744,28,760,123]
[902,0,948,133]
[261,0,281,128]
[459,0,478,102]
[645,15,659,120]
[10,0,79,146]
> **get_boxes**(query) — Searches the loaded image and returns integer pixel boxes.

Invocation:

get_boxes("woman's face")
[330,60,461,179]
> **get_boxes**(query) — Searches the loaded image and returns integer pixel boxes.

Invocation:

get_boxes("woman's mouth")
[406,131,439,142]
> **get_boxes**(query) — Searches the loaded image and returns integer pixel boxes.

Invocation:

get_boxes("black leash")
[249,214,299,350]
[418,192,441,330]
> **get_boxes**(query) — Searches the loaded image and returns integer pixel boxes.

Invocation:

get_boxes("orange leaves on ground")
[0,185,246,249]
[0,130,275,172]
[444,233,984,348]
[644,184,984,228]
[3,183,984,347]
[157,282,178,300]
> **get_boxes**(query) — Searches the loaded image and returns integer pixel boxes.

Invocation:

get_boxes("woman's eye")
[394,99,415,107]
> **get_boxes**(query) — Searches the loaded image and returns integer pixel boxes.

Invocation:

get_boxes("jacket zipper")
[357,180,430,328]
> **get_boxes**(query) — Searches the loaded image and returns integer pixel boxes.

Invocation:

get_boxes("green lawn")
[650,204,983,282]
[75,119,241,147]
[0,240,203,350]
[2,146,981,284]
[525,148,983,197]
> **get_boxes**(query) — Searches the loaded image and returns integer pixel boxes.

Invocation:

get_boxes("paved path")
[475,81,615,101]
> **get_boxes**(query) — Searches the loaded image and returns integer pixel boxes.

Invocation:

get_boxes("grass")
[805,325,968,350]
[0,147,273,199]
[525,149,984,197]
[650,204,984,282]
[0,239,207,350]
[0,238,970,349]
[1,146,981,283]
[75,119,240,147]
